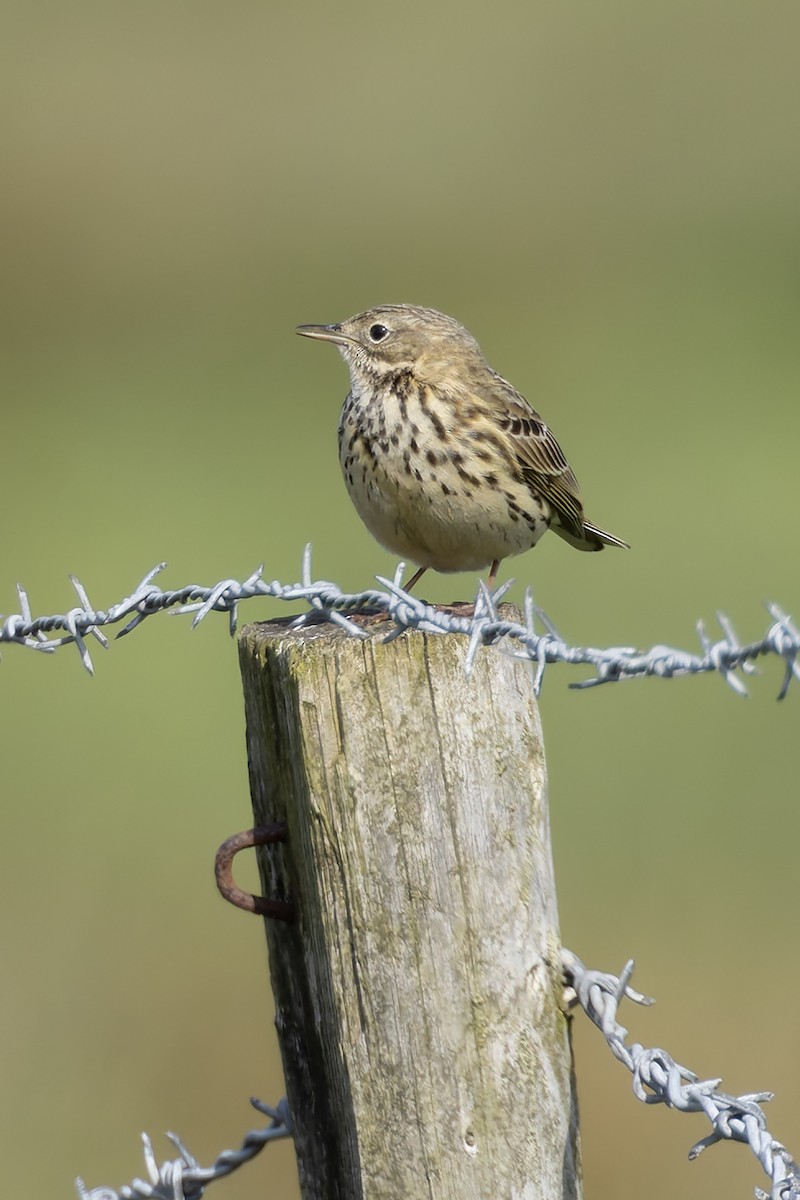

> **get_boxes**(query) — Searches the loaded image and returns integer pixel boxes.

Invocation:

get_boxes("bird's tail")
[553,519,630,552]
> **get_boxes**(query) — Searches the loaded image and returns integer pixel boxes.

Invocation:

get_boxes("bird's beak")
[295,323,354,346]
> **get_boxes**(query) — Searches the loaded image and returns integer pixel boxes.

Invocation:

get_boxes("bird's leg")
[436,560,504,619]
[404,566,427,593]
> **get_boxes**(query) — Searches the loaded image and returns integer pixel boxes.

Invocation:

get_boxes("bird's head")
[296,304,486,390]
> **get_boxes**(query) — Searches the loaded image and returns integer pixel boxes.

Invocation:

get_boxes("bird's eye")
[368,323,389,342]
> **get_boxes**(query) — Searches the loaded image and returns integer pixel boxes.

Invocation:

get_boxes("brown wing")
[482,369,586,540]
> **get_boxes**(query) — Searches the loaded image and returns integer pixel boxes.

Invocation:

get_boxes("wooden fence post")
[238,614,581,1200]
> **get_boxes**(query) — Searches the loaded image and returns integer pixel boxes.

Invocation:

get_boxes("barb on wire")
[562,950,800,1200]
[75,1096,291,1200]
[2,546,797,696]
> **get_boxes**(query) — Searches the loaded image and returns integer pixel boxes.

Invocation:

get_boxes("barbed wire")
[563,951,800,1200]
[2,546,798,695]
[75,957,799,1199]
[75,1098,291,1200]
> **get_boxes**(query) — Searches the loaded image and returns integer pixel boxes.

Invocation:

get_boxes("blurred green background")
[1,2,798,1197]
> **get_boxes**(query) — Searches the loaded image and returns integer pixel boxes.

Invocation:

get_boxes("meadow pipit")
[297,304,628,591]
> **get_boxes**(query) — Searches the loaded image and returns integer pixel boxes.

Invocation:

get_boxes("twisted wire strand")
[563,950,800,1200]
[2,547,797,695]
[75,1098,291,1200]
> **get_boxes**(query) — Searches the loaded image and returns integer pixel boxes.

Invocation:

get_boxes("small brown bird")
[297,304,628,591]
